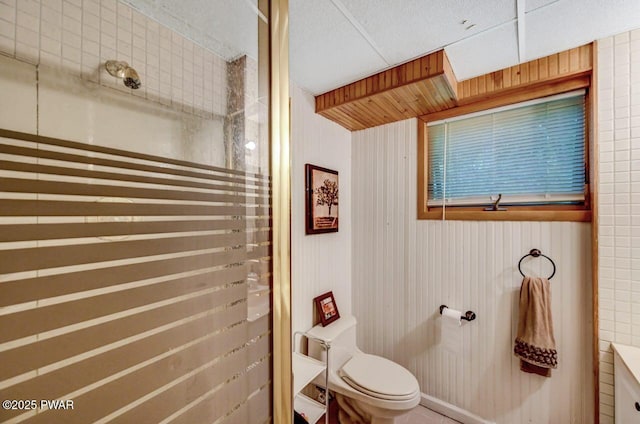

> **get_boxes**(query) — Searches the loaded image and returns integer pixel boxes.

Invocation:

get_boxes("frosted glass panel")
[0,1,272,423]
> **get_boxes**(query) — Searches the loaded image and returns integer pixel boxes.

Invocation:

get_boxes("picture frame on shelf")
[314,291,340,327]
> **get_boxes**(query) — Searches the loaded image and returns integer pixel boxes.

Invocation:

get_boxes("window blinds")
[427,91,586,206]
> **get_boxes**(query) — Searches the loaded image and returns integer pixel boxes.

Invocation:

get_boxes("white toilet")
[307,314,421,424]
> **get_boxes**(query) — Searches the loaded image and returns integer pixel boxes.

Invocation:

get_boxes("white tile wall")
[0,52,226,165]
[597,28,640,424]
[0,0,228,117]
[0,53,36,132]
[36,63,226,163]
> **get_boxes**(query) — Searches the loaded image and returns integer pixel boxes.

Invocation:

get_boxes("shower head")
[105,60,142,90]
[122,66,141,89]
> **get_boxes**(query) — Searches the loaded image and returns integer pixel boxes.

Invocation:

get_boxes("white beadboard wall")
[352,119,594,424]
[291,83,352,335]
[597,29,640,424]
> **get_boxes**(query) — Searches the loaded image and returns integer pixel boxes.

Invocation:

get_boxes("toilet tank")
[306,315,358,371]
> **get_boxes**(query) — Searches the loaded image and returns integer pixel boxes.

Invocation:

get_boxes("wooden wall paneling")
[442,51,458,99]
[422,76,591,123]
[591,39,600,424]
[457,45,593,103]
[315,44,593,131]
[319,106,365,131]
[389,88,419,116]
[380,91,414,119]
[408,83,438,115]
[315,50,458,131]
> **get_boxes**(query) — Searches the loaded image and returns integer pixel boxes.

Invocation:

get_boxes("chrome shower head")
[123,66,141,89]
[105,60,142,90]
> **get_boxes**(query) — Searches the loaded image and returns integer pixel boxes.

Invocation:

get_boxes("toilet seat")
[338,353,419,401]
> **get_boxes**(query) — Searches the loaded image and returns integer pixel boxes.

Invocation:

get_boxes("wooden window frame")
[417,76,593,222]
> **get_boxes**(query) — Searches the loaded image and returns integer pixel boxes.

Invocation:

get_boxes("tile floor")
[397,406,461,423]
[326,399,460,423]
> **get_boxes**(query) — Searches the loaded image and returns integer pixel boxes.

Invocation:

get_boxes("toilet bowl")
[307,315,420,424]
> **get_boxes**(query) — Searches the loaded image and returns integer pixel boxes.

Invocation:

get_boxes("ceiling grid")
[124,0,640,94]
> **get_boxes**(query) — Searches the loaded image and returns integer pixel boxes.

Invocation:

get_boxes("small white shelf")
[294,393,325,424]
[293,331,329,424]
[293,352,326,395]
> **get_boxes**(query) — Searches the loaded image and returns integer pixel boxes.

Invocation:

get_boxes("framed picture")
[305,164,339,234]
[314,291,340,326]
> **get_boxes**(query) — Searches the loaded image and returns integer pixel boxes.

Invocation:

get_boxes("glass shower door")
[0,0,282,422]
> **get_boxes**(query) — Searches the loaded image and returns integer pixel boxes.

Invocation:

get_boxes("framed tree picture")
[305,164,339,234]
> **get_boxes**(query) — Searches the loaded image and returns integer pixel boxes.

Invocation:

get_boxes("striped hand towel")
[514,276,557,377]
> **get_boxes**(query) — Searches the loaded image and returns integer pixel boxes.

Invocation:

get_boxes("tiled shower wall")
[597,29,640,424]
[0,0,228,117]
[0,0,271,423]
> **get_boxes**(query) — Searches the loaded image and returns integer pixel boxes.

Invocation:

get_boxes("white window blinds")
[427,91,586,207]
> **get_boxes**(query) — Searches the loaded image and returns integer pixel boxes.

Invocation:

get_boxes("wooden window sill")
[418,208,591,222]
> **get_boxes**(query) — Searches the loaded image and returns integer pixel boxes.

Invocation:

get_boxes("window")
[419,89,591,221]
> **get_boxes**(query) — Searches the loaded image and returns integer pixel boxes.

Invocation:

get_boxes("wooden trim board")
[316,44,593,131]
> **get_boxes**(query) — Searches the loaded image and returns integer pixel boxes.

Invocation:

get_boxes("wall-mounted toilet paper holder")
[439,305,476,322]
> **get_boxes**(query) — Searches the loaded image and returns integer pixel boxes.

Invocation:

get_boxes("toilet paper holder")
[439,305,476,322]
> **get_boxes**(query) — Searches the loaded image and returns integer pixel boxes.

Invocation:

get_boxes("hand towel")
[513,276,557,377]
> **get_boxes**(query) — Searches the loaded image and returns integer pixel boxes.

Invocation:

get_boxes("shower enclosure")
[0,0,290,422]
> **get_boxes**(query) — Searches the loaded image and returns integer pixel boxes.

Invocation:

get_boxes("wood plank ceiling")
[315,44,593,131]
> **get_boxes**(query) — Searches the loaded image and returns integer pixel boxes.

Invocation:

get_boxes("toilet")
[307,315,421,424]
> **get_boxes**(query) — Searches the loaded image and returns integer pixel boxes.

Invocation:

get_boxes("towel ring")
[518,249,556,280]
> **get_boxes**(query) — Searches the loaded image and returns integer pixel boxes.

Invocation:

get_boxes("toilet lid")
[339,354,419,401]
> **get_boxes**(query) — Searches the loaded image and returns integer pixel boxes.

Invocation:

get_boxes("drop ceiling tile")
[123,0,640,100]
[124,0,258,60]
[291,0,343,48]
[290,0,388,94]
[337,0,516,64]
[525,0,559,13]
[525,0,640,62]
[445,20,519,81]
